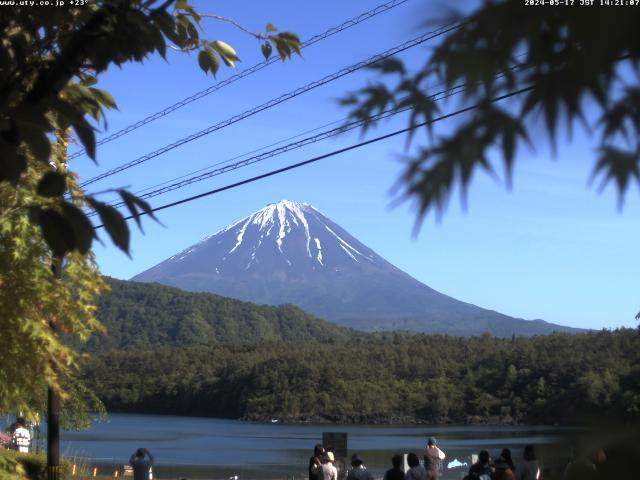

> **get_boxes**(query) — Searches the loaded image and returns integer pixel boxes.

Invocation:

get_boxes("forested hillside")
[81,329,640,425]
[89,278,359,351]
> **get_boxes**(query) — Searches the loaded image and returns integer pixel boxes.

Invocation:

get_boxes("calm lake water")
[46,414,573,480]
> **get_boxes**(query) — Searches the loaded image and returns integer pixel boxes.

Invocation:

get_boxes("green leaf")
[87,198,130,255]
[153,10,181,46]
[198,49,209,73]
[89,88,118,110]
[37,208,76,256]
[211,40,238,67]
[37,171,66,197]
[261,42,272,60]
[61,202,95,255]
[266,23,277,33]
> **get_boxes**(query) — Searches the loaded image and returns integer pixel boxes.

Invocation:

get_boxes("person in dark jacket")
[500,449,515,471]
[129,448,154,480]
[347,454,374,480]
[464,450,493,480]
[493,456,516,480]
[424,437,445,480]
[405,452,427,480]
[384,454,405,480]
[309,444,325,480]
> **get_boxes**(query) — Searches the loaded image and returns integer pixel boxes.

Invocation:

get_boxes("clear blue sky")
[72,0,639,331]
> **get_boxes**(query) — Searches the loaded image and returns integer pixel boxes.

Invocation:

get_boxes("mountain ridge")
[133,200,583,337]
[88,277,359,352]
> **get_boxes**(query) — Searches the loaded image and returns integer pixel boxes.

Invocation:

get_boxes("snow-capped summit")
[133,200,581,336]
[160,200,384,276]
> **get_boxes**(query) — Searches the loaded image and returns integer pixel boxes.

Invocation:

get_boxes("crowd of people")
[463,445,540,480]
[308,439,541,480]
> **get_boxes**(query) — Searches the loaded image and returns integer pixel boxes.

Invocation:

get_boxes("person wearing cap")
[424,437,445,480]
[321,451,338,480]
[347,454,374,480]
[129,448,154,480]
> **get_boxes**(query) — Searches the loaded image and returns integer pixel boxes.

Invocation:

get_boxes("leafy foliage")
[0,0,299,424]
[0,450,71,480]
[0,132,107,420]
[81,329,640,425]
[0,0,301,256]
[343,2,640,222]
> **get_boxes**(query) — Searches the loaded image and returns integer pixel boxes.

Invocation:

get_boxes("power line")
[80,23,461,189]
[67,0,412,161]
[128,64,528,200]
[92,84,466,214]
[94,85,535,230]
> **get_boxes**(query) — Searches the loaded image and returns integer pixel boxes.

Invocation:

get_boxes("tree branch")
[198,14,267,41]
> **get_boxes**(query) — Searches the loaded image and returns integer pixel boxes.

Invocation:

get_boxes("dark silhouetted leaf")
[61,202,95,254]
[87,198,130,255]
[261,42,272,60]
[37,171,66,197]
[38,208,75,256]
[592,146,640,209]
[0,142,27,183]
[72,121,96,160]
[118,189,161,232]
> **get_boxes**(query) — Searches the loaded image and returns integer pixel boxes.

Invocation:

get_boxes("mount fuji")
[132,200,580,336]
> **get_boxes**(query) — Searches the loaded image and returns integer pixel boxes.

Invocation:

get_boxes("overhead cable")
[80,23,461,189]
[94,84,466,214]
[67,0,412,160]
[94,85,535,229]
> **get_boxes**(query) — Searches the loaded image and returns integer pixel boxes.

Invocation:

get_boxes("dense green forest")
[81,329,640,425]
[88,278,358,351]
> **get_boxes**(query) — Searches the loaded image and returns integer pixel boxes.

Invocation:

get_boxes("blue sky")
[72,0,639,330]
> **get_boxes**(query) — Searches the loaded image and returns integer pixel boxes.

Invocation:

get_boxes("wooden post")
[47,255,63,480]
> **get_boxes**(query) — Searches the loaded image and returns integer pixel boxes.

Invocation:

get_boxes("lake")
[46,414,573,480]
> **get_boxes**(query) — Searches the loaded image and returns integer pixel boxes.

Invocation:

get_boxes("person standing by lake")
[464,450,493,480]
[346,454,374,480]
[11,417,30,453]
[321,451,338,480]
[493,456,516,480]
[515,445,540,480]
[424,437,445,480]
[309,444,325,480]
[405,452,427,480]
[130,448,154,480]
[384,454,405,480]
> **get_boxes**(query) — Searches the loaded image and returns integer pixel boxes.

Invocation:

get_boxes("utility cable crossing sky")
[67,0,412,161]
[89,84,467,215]
[94,86,535,230]
[80,22,461,189]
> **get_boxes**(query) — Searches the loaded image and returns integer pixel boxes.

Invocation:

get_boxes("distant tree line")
[81,329,640,425]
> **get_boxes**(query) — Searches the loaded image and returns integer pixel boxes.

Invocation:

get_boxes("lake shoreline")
[100,409,573,427]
